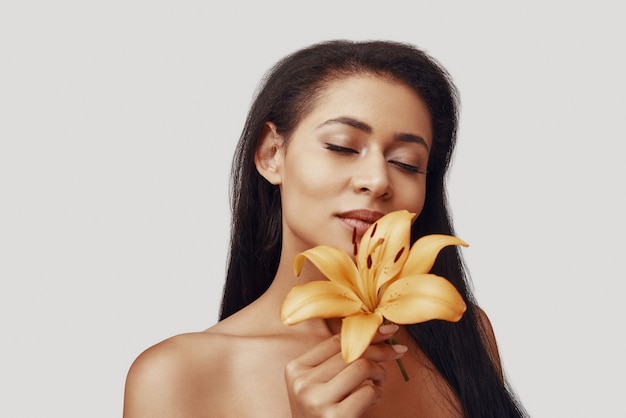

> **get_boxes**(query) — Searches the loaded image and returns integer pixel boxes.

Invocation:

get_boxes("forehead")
[299,74,433,141]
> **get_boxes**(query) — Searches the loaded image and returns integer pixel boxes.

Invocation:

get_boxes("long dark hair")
[219,39,527,417]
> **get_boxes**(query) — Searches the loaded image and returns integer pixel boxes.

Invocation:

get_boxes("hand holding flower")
[284,324,407,417]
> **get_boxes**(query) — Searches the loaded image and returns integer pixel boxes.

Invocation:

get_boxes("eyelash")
[324,143,358,154]
[324,143,427,175]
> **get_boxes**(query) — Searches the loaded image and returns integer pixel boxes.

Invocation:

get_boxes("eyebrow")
[317,116,430,151]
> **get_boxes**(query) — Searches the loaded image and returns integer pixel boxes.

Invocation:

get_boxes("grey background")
[1,1,624,417]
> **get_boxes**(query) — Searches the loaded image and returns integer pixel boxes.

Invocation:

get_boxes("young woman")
[123,39,527,417]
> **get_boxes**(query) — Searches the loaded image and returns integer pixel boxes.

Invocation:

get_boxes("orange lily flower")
[281,210,468,364]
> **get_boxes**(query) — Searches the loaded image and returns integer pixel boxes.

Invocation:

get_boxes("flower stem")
[385,336,410,381]
[383,319,409,381]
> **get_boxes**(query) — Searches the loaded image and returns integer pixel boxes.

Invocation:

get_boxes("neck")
[256,252,342,337]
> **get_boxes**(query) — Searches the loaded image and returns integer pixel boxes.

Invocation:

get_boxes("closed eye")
[389,160,427,175]
[324,143,358,154]
[325,142,427,174]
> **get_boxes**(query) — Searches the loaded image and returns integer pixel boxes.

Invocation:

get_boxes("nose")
[351,152,392,199]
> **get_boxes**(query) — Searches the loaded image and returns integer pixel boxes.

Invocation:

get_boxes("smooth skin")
[123,75,502,417]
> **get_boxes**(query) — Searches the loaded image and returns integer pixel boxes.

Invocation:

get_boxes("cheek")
[281,158,339,206]
[405,194,426,218]
[394,176,427,216]
[413,194,426,217]
[286,151,344,193]
[279,159,343,248]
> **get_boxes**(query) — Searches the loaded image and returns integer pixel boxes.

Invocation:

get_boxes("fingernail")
[379,324,399,335]
[391,344,408,354]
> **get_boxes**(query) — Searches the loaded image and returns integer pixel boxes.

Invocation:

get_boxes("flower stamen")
[394,247,405,263]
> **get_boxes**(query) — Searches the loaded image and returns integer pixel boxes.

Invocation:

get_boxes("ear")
[254,122,285,185]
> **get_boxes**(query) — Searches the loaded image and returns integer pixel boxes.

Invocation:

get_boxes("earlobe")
[254,122,284,185]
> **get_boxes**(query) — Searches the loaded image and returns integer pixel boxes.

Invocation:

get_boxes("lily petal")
[377,274,466,324]
[359,210,415,297]
[281,281,363,325]
[293,245,361,293]
[358,210,414,270]
[400,234,469,277]
[341,311,384,363]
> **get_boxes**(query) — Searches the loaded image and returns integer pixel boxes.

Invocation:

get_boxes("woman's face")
[276,75,433,256]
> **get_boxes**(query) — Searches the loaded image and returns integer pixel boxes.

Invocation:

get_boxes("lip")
[337,209,385,237]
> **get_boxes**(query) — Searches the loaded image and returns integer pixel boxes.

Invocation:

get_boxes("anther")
[394,247,405,263]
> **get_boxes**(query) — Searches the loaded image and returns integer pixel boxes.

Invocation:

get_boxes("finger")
[370,323,399,343]
[335,382,383,418]
[360,340,407,363]
[285,334,349,395]
[304,336,406,385]
[302,350,350,384]
[292,334,342,368]
[292,355,387,407]
[320,358,386,402]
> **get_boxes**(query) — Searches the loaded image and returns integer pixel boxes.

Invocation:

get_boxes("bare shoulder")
[123,308,295,418]
[123,329,235,417]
